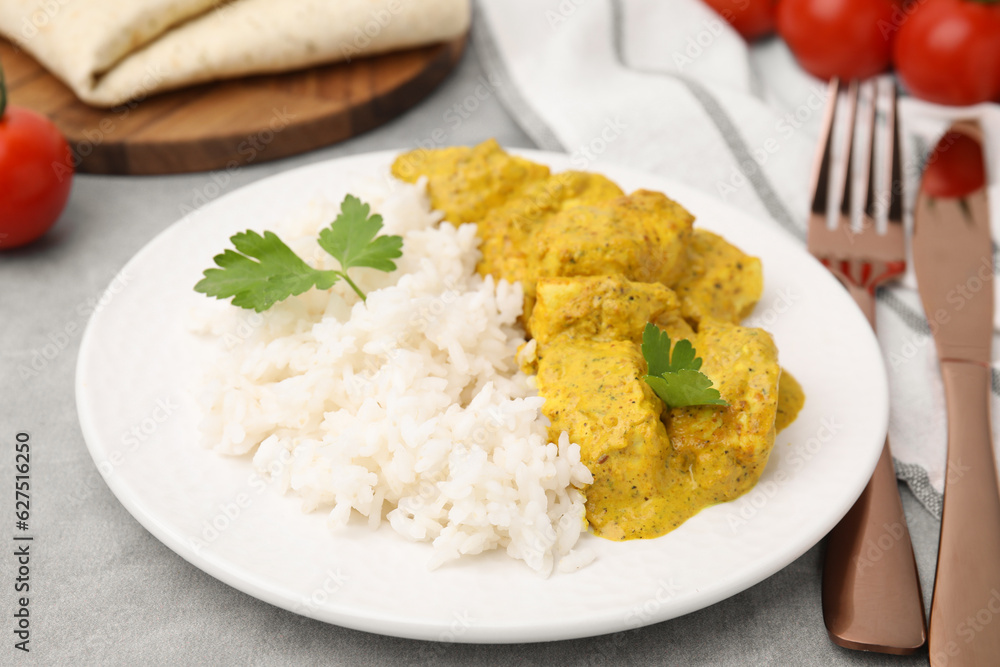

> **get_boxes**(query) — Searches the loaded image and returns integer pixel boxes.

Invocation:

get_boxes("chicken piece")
[391,139,550,224]
[775,369,805,432]
[664,319,780,504]
[650,311,697,343]
[534,338,685,540]
[533,189,694,289]
[478,171,624,289]
[529,275,679,346]
[671,230,763,326]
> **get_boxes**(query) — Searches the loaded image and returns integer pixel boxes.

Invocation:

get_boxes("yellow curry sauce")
[775,372,805,432]
[392,140,806,541]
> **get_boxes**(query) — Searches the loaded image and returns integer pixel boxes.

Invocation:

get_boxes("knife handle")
[930,361,1000,666]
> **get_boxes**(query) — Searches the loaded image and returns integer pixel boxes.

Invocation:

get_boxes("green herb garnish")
[195,195,402,311]
[1,61,7,118]
[641,323,727,408]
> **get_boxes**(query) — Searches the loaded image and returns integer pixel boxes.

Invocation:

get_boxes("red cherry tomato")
[921,130,986,199]
[776,0,896,80]
[893,0,1000,107]
[702,0,777,41]
[0,67,74,250]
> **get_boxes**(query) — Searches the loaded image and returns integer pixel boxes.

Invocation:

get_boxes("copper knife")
[911,119,1000,666]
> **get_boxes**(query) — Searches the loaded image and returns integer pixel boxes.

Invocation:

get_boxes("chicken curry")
[392,140,805,540]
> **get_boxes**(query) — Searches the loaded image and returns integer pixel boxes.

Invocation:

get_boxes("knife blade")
[911,119,1000,667]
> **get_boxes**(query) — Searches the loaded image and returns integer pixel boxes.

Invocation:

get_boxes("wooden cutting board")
[0,36,466,175]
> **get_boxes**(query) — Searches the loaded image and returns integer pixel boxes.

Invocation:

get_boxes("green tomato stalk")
[1,60,7,118]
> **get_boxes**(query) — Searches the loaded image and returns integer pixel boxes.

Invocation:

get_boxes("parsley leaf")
[195,195,403,311]
[194,230,340,313]
[318,195,403,272]
[644,372,726,409]
[318,195,403,300]
[641,323,727,408]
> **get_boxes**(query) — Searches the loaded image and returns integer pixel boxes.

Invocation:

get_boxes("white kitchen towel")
[474,0,1000,517]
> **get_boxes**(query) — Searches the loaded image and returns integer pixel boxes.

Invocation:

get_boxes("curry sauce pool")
[394,141,806,541]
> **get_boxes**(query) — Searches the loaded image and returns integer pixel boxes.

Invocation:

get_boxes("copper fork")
[807,77,926,654]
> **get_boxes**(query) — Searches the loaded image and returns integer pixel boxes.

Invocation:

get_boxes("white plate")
[76,149,887,643]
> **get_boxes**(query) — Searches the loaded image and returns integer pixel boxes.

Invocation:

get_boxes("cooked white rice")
[192,173,594,574]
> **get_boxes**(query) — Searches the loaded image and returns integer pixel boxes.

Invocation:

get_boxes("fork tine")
[863,81,881,228]
[886,82,902,227]
[838,81,860,223]
[808,79,905,266]
[809,78,841,220]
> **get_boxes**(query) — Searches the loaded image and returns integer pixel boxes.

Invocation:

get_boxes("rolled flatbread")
[0,0,471,107]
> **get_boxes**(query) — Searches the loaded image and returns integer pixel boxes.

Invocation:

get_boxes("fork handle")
[845,283,876,326]
[822,284,927,653]
[929,361,1000,666]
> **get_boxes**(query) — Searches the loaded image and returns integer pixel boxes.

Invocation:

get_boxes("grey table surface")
[0,40,939,666]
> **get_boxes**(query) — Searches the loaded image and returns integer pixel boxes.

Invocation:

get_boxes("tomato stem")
[0,59,6,118]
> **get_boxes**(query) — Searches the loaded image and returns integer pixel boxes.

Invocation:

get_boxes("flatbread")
[0,0,471,107]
